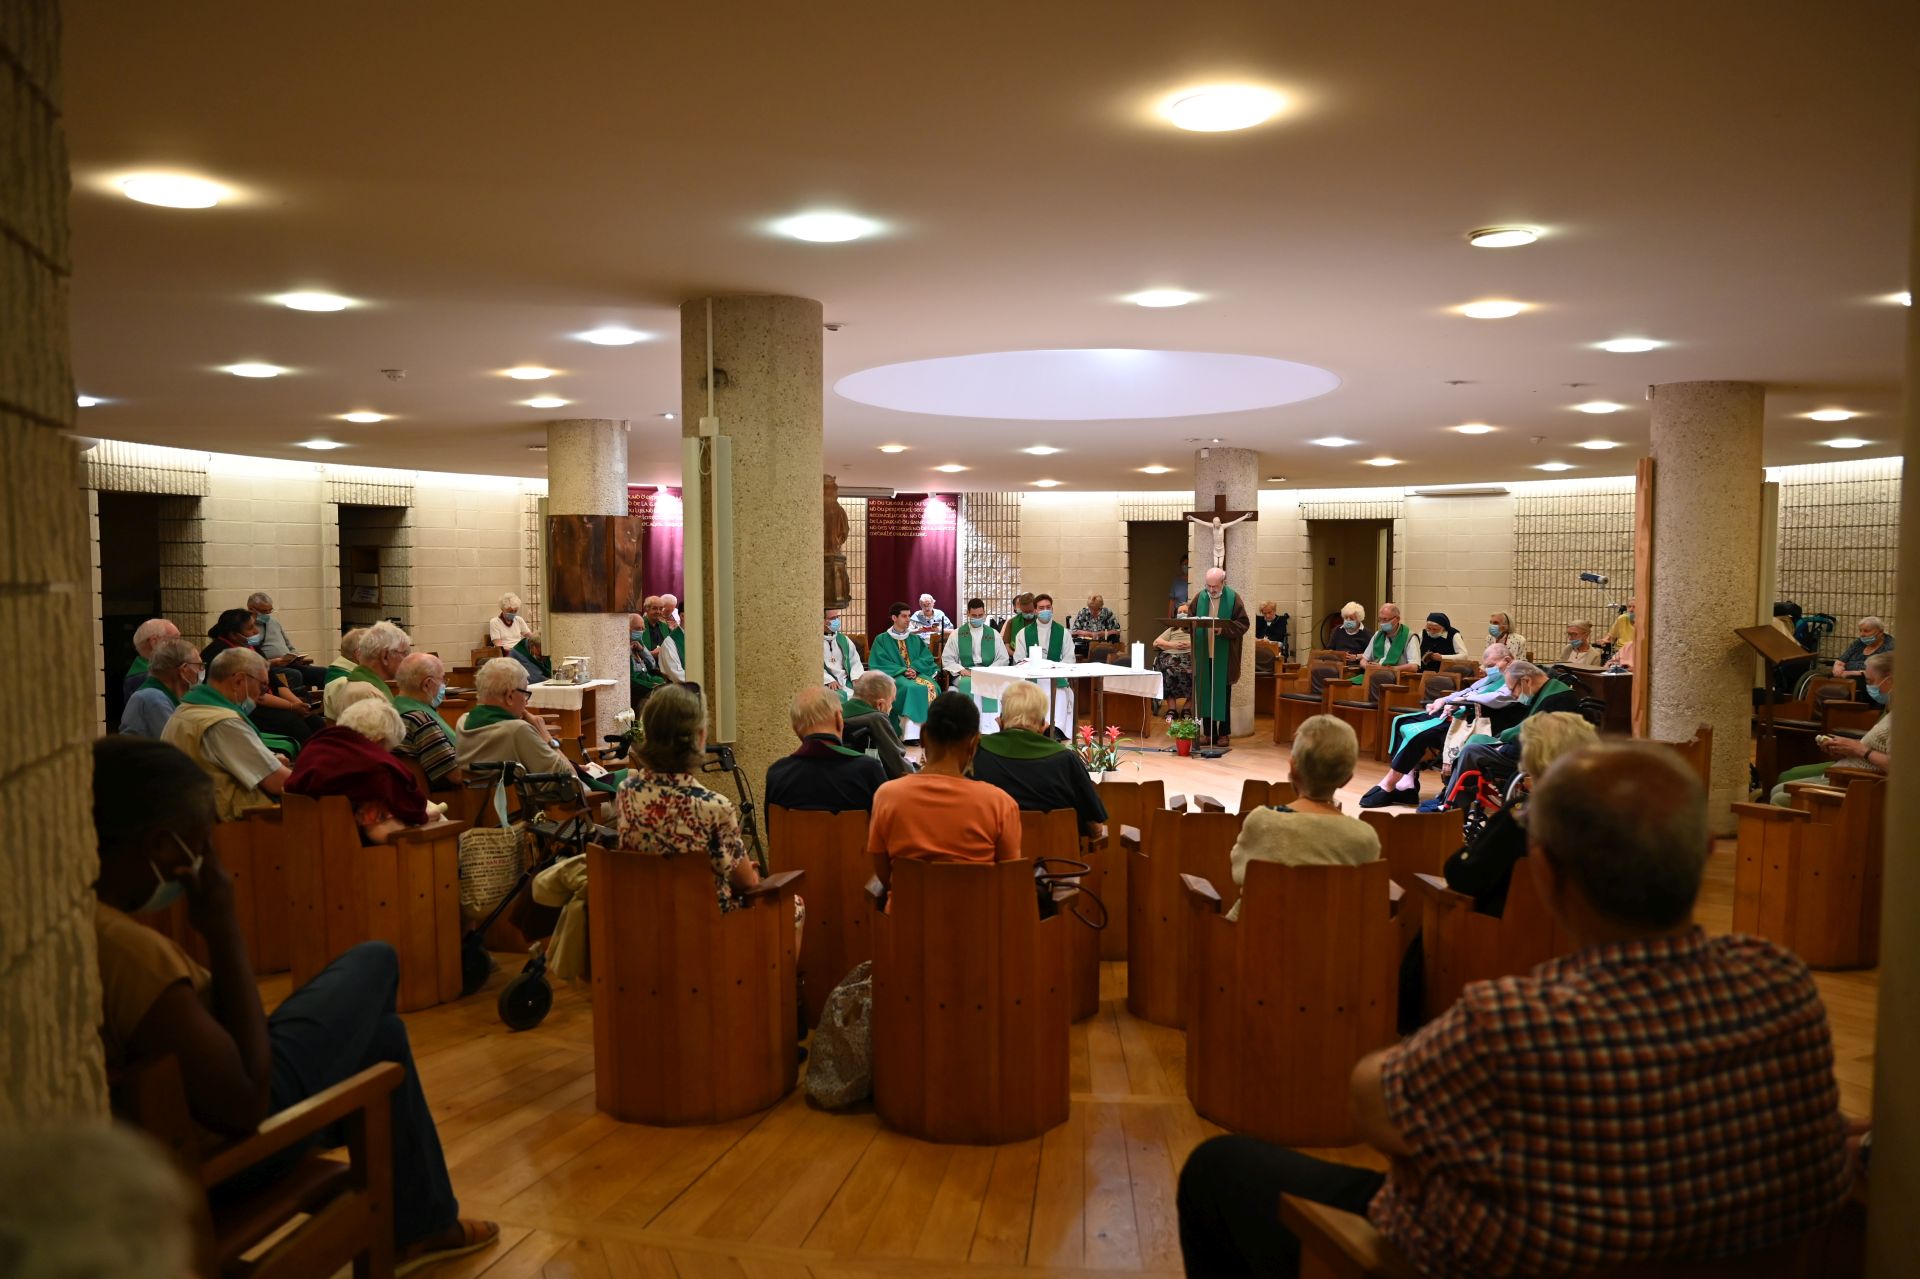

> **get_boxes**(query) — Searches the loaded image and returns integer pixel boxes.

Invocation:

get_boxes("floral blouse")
[615,770,749,913]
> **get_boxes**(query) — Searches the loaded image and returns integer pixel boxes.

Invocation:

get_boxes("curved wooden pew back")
[1091,777,1170,960]
[1128,807,1239,1027]
[1020,808,1100,1021]
[1732,774,1884,969]
[1358,806,1464,888]
[1410,857,1574,1015]
[767,804,873,1026]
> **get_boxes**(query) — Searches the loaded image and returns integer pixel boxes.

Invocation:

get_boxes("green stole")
[1351,624,1411,684]
[128,655,150,680]
[464,703,520,731]
[346,665,395,699]
[1006,614,1036,647]
[977,728,1068,760]
[1024,622,1068,688]
[139,675,179,706]
[957,624,997,668]
[843,697,882,721]
[810,733,869,760]
[181,683,264,742]
[1190,587,1238,716]
[827,631,856,676]
[393,694,455,743]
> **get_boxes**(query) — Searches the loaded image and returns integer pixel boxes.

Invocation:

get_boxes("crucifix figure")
[1183,493,1258,571]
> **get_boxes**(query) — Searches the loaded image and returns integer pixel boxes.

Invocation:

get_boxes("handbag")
[458,776,527,919]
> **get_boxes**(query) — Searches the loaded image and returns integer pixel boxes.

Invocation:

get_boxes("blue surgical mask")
[1867,683,1888,705]
[430,683,447,708]
[1515,687,1534,706]
[245,632,262,647]
[631,629,646,642]
[1488,624,1503,637]
[240,697,257,715]
[503,611,518,621]
[826,617,841,633]
[968,618,984,629]
[138,833,203,914]
[1381,621,1398,634]
[1342,620,1360,633]
[1036,609,1053,624]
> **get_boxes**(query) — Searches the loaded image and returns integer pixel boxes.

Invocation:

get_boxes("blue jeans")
[266,942,459,1246]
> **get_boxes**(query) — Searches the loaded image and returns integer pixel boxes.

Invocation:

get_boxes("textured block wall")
[1,0,108,1120]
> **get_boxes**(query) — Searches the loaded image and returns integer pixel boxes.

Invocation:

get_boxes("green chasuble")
[1019,621,1070,688]
[869,628,937,727]
[1189,585,1244,720]
[954,625,1001,711]
[1350,623,1412,685]
[346,664,396,700]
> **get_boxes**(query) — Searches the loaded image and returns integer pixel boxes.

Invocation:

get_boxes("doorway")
[338,504,410,635]
[100,492,168,727]
[1127,520,1189,644]
[1306,518,1392,649]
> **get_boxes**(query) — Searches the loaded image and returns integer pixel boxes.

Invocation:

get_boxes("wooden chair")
[1774,674,1858,723]
[1021,808,1101,1021]
[1821,701,1883,734]
[767,805,873,1027]
[111,1056,402,1279]
[281,793,469,1012]
[1359,806,1464,888]
[1438,655,1481,680]
[1732,773,1885,969]
[1183,860,1400,1145]
[870,857,1069,1143]
[1328,667,1401,757]
[143,809,290,975]
[1127,806,1239,1027]
[1375,673,1459,762]
[1274,660,1340,744]
[1192,777,1296,813]
[589,848,802,1124]
[1407,857,1574,1015]
[1092,777,1171,959]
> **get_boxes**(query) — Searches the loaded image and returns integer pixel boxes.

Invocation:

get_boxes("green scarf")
[957,624,996,668]
[827,631,856,673]
[977,728,1068,759]
[128,655,150,679]
[181,682,264,742]
[1351,623,1411,684]
[464,703,520,730]
[138,675,179,707]
[808,733,869,760]
[393,694,455,743]
[843,697,882,721]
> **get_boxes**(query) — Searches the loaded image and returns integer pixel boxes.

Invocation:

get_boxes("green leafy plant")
[1166,717,1200,741]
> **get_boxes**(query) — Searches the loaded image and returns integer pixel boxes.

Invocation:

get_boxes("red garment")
[285,725,428,825]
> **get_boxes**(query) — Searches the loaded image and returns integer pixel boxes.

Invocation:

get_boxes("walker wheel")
[498,972,553,1031]
[460,937,494,998]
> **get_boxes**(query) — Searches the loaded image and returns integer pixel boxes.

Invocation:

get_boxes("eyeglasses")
[506,687,531,700]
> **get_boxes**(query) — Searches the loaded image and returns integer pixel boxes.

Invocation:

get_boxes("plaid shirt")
[1371,927,1850,1278]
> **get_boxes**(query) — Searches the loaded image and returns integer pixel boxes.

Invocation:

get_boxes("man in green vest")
[1188,568,1251,746]
[869,601,940,737]
[1353,602,1420,685]
[843,672,912,779]
[1013,592,1076,737]
[161,646,291,820]
[942,596,1008,722]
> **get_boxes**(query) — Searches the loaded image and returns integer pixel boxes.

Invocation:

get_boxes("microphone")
[1578,571,1609,585]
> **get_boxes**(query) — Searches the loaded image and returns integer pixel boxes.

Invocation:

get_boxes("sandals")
[397,1219,500,1276]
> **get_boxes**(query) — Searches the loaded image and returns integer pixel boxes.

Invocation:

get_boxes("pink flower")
[1105,725,1121,741]
[1077,725,1093,742]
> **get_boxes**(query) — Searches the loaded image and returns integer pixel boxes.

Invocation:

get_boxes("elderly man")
[629,611,669,705]
[1487,611,1528,661]
[908,593,952,638]
[161,646,291,819]
[455,656,574,776]
[1013,592,1078,738]
[1558,619,1604,669]
[118,638,204,738]
[943,597,1009,727]
[822,606,864,694]
[392,652,460,786]
[1187,568,1251,747]
[1361,642,1516,809]
[1355,602,1419,676]
[1422,658,1582,810]
[247,591,317,688]
[339,621,409,711]
[766,686,888,812]
[321,628,369,720]
[123,617,181,702]
[844,671,913,780]
[1178,743,1854,1279]
[1070,593,1120,659]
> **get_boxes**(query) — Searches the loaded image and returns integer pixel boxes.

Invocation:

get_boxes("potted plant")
[1167,717,1200,756]
[1076,724,1126,780]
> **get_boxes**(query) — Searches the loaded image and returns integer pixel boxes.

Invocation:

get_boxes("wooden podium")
[1738,623,1811,791]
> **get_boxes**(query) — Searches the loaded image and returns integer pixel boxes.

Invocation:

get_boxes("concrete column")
[680,296,824,790]
[1,0,106,1121]
[545,418,631,745]
[1193,446,1259,736]
[1647,381,1764,832]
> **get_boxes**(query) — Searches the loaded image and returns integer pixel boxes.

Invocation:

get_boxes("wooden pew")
[589,849,801,1124]
[1732,774,1885,969]
[767,805,873,1027]
[1192,777,1297,814]
[1021,808,1101,1021]
[143,808,289,975]
[1328,667,1401,758]
[281,793,468,1012]
[1359,806,1464,888]
[1128,807,1239,1027]
[1183,859,1400,1146]
[1406,857,1574,1015]
[871,857,1069,1143]
[1274,659,1340,744]
[1091,777,1170,960]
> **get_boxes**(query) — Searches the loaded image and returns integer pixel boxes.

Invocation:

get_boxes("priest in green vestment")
[1012,593,1077,737]
[1351,602,1419,684]
[869,601,939,736]
[941,597,1008,720]
[1188,568,1251,746]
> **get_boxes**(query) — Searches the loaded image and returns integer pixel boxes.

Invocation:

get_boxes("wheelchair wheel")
[498,971,553,1031]
[460,936,494,998]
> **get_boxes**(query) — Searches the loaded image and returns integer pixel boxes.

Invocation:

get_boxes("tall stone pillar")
[1647,381,1764,832]
[680,296,824,789]
[1,0,106,1121]
[1193,447,1260,737]
[545,418,631,745]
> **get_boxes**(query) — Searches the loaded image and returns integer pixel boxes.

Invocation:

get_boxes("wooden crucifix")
[1183,492,1258,571]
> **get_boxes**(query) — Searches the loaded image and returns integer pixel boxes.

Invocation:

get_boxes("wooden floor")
[275,719,1879,1278]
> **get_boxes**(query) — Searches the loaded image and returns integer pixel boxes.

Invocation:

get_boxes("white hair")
[499,592,522,612]
[148,637,200,678]
[207,647,265,682]
[338,627,367,661]
[1339,601,1366,623]
[1860,615,1885,634]
[331,681,385,719]
[1290,715,1359,800]
[477,655,529,703]
[1519,711,1599,778]
[246,591,273,610]
[0,1123,196,1279]
[339,697,405,750]
[132,618,178,658]
[996,681,1051,733]
[357,620,412,666]
[1504,658,1545,686]
[1482,643,1510,664]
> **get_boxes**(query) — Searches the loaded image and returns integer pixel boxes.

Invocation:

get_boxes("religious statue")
[824,474,851,610]
[1185,509,1255,570]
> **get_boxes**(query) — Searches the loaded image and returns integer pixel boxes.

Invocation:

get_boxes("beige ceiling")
[62,1,1918,490]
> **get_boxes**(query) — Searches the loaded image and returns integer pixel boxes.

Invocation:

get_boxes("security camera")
[1578,571,1609,585]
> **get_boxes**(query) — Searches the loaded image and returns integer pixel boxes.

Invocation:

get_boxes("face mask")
[244,632,262,647]
[1426,628,1442,639]
[430,683,447,708]
[139,833,202,914]
[504,611,518,621]
[1488,624,1503,637]
[826,617,841,633]
[1515,687,1534,706]
[1036,609,1053,624]
[1342,620,1359,633]
[240,697,258,715]
[631,630,646,642]
[1381,621,1398,634]
[1566,635,1582,646]
[1019,610,1033,620]
[968,618,984,629]
[1867,683,1888,705]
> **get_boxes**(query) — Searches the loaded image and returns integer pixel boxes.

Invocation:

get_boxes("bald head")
[628,612,646,630]
[396,651,443,695]
[133,618,179,659]
[789,686,844,738]
[1529,742,1708,931]
[1204,567,1227,591]
[661,594,678,609]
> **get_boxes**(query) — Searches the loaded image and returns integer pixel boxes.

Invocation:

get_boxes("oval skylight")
[834,349,1340,420]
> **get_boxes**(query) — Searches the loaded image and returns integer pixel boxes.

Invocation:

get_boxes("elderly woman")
[287,696,431,843]
[1225,715,1379,921]
[490,592,548,682]
[1153,603,1195,719]
[1832,615,1894,678]
[455,656,575,776]
[1487,612,1528,661]
[1361,643,1515,809]
[971,681,1108,839]
[118,637,203,738]
[615,685,763,911]
[1254,601,1285,645]
[1442,711,1599,915]
[1772,650,1893,804]
[1558,619,1604,669]
[205,607,319,749]
[1326,601,1370,658]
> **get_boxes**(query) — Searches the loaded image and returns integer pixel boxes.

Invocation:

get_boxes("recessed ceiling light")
[1467,226,1539,249]
[1138,464,1173,475]
[524,396,569,409]
[294,439,344,450]
[659,412,676,420]
[527,444,548,452]
[504,367,556,380]
[877,444,908,453]
[75,395,102,408]
[340,411,387,424]
[1126,289,1200,308]
[1031,479,1062,488]
[1535,461,1576,471]
[1598,338,1663,353]
[1266,475,1287,482]
[1309,436,1358,448]
[773,211,880,243]
[1458,300,1528,319]
[1576,439,1621,450]
[1806,409,1856,422]
[276,291,352,312]
[1363,457,1401,467]
[577,327,649,346]
[933,463,969,473]
[1573,401,1625,414]
[1161,85,1285,132]
[1451,422,1496,435]
[119,173,228,208]
[1825,438,1869,449]
[1887,291,1912,307]
[225,363,285,378]
[1022,445,1063,455]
